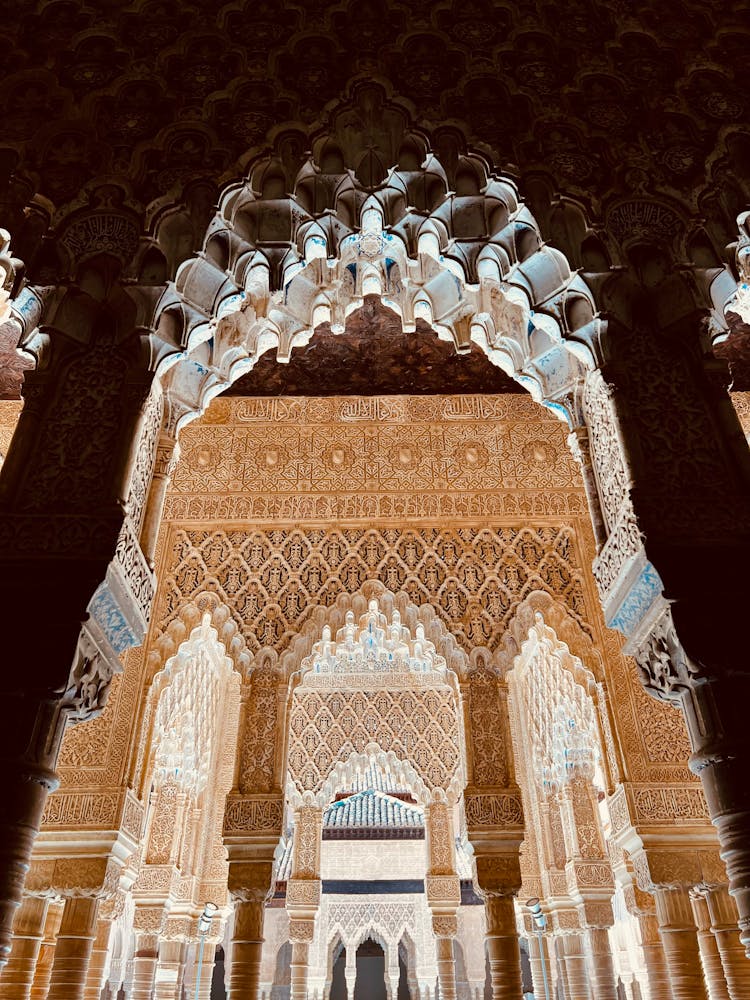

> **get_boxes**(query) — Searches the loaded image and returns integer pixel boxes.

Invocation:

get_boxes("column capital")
[474,853,522,898]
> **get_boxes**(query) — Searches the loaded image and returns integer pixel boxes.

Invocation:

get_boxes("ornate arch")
[284,596,465,807]
[496,589,606,683]
[278,581,469,679]
[150,82,599,432]
[135,603,245,797]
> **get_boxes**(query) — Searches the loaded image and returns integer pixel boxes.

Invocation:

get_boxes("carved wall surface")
[0,400,22,464]
[153,395,695,790]
[165,394,585,523]
[286,600,463,804]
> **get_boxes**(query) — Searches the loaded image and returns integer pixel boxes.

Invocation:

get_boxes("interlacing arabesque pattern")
[158,524,590,656]
[287,686,461,798]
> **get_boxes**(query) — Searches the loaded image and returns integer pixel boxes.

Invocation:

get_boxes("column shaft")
[154,939,184,1000]
[561,934,591,1000]
[485,896,522,1000]
[0,895,49,1000]
[130,951,158,1000]
[528,932,553,1000]
[47,897,100,1000]
[290,941,310,1000]
[30,899,64,1000]
[655,887,709,1000]
[230,900,265,1000]
[706,886,750,1000]
[691,894,730,1000]
[0,697,63,967]
[344,949,357,1000]
[83,918,111,1000]
[195,949,215,1000]
[639,914,674,1000]
[588,926,619,1000]
[435,937,457,1000]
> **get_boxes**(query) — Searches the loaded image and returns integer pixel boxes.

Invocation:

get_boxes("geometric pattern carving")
[167,394,583,521]
[159,524,589,657]
[286,603,463,804]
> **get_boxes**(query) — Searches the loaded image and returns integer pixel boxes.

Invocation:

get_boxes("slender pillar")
[230,900,265,1000]
[140,434,179,566]
[691,892,730,1000]
[130,935,159,1000]
[588,926,619,1000]
[0,895,49,1000]
[290,939,311,1000]
[30,898,64,1000]
[485,895,523,1000]
[47,896,100,1000]
[561,934,591,1000]
[655,887,709,1000]
[154,939,184,1000]
[0,697,63,967]
[195,944,215,1000]
[435,936,457,1000]
[386,959,400,1000]
[82,917,111,1000]
[639,914,674,1000]
[705,886,750,1000]
[345,946,357,1000]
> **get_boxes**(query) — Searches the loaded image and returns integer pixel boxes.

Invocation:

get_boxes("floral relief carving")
[466,663,510,786]
[239,661,279,794]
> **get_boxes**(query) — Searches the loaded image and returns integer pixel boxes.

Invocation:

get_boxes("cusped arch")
[150,85,600,434]
[310,747,434,810]
[277,581,469,680]
[496,589,605,684]
[146,596,252,681]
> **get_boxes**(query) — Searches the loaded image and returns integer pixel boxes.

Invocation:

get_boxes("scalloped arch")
[153,83,601,433]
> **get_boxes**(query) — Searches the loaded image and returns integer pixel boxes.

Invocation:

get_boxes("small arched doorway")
[355,938,387,1000]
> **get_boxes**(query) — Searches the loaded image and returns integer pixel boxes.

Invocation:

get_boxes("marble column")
[195,945,215,1000]
[435,935,458,1000]
[588,926,619,1000]
[527,930,553,1000]
[561,934,591,1000]
[386,950,401,1000]
[130,935,159,1000]
[690,892,730,1000]
[705,886,750,1000]
[0,895,49,1000]
[655,887,709,1000]
[290,939,311,1000]
[83,918,112,1000]
[30,898,64,1000]
[154,939,184,1000]
[230,900,265,999]
[47,896,100,1000]
[485,895,522,1000]
[638,913,674,1000]
[345,946,357,1000]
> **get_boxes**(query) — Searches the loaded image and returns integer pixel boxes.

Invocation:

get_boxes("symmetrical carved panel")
[159,523,589,657]
[166,394,584,523]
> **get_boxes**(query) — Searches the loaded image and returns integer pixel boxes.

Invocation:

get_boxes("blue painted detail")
[608,561,663,637]
[88,583,137,655]
[346,263,357,277]
[542,400,570,421]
